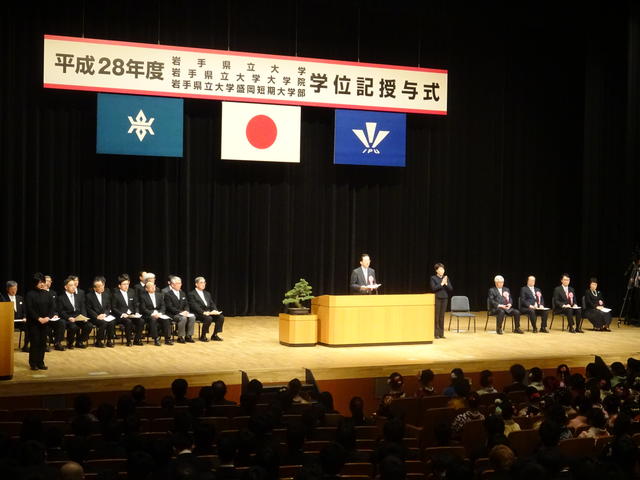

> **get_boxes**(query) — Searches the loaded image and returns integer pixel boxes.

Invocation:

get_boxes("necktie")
[70,294,75,309]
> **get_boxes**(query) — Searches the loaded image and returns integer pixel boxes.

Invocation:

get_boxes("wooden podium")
[0,302,15,380]
[311,294,434,346]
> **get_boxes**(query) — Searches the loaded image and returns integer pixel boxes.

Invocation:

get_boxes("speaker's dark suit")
[139,290,171,340]
[25,289,56,368]
[519,286,548,331]
[86,290,115,345]
[57,291,93,346]
[552,285,582,331]
[488,286,521,333]
[430,275,453,338]
[111,288,144,343]
[164,289,195,339]
[188,289,224,338]
[350,267,377,294]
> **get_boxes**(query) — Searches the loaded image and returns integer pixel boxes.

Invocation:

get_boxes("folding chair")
[448,296,477,333]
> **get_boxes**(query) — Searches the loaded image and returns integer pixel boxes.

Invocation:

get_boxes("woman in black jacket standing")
[25,273,56,370]
[430,263,452,339]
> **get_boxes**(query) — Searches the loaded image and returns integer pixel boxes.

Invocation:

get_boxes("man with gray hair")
[2,280,29,351]
[188,276,225,341]
[164,276,196,343]
[488,275,522,335]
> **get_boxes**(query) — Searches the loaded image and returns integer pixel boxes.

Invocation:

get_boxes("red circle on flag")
[246,115,277,149]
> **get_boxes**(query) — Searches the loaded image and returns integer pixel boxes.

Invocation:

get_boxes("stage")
[2,314,640,400]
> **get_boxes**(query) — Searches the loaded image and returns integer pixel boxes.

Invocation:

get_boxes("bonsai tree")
[283,278,314,312]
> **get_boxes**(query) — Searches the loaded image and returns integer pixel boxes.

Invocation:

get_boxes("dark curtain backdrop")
[1,1,638,316]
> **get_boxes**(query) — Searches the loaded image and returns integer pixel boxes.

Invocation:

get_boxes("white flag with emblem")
[221,102,301,163]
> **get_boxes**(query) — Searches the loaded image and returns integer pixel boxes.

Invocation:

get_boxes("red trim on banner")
[43,83,447,115]
[44,34,448,75]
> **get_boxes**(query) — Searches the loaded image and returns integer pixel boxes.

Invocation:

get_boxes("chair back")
[508,428,540,457]
[557,437,596,458]
[451,296,470,312]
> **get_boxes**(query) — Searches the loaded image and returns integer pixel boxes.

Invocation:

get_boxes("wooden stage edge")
[1,315,640,398]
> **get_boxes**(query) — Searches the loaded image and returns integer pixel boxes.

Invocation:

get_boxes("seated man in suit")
[3,280,29,352]
[112,274,145,346]
[43,274,65,351]
[164,276,196,343]
[139,280,172,346]
[86,276,116,348]
[350,253,379,294]
[57,276,93,349]
[519,275,549,333]
[553,274,583,333]
[488,275,523,335]
[188,276,224,342]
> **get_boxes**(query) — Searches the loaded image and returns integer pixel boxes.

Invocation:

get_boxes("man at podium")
[350,253,379,294]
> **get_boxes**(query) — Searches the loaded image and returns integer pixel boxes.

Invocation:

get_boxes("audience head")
[479,369,494,388]
[131,384,146,405]
[349,396,365,418]
[171,378,189,401]
[198,385,214,406]
[211,380,228,401]
[318,391,335,412]
[489,444,515,472]
[59,461,85,480]
[528,367,543,384]
[419,368,435,387]
[246,378,263,395]
[509,364,526,383]
[387,372,404,392]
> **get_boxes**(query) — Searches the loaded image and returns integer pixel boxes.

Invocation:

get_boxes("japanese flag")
[221,102,301,163]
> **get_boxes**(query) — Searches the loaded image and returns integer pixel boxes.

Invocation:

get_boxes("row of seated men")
[1,271,225,349]
[487,273,613,335]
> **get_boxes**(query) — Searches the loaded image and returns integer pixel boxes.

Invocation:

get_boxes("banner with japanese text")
[44,35,447,115]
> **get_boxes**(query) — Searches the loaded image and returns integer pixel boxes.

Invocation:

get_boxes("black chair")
[516,298,532,331]
[549,298,567,331]
[448,296,476,333]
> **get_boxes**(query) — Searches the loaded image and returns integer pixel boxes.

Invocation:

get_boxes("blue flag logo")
[334,109,406,167]
[97,93,183,157]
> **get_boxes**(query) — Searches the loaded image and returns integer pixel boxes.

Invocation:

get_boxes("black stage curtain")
[1,1,638,316]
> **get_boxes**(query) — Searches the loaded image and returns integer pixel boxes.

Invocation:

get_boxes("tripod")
[619,260,640,327]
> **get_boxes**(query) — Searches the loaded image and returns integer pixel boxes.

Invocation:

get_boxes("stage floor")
[3,315,640,397]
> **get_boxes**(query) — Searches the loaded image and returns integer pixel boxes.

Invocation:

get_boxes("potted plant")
[283,278,314,315]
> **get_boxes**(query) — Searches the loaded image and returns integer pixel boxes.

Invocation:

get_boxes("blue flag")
[334,109,406,167]
[97,93,183,157]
